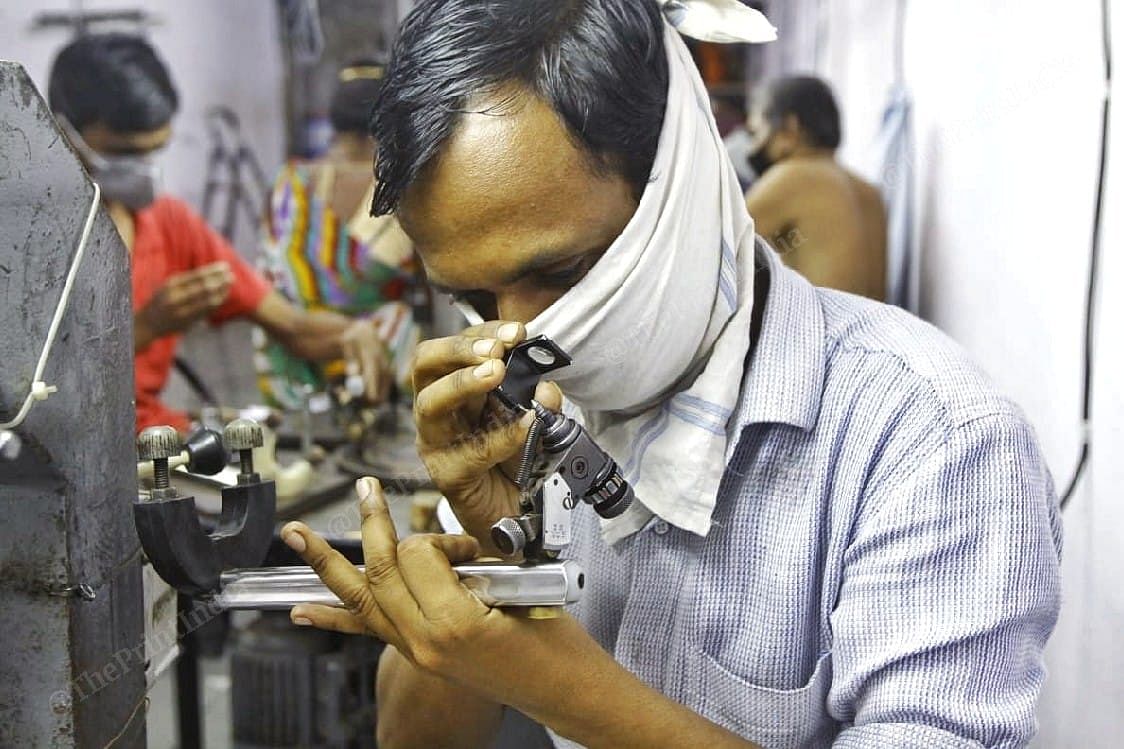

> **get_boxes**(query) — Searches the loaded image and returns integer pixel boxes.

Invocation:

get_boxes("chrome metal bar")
[212,560,585,609]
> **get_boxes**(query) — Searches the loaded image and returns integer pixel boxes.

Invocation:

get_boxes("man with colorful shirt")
[48,33,389,433]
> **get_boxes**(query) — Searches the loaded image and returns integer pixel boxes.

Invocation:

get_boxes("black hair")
[763,75,841,150]
[370,0,669,216]
[330,59,386,135]
[48,33,179,133]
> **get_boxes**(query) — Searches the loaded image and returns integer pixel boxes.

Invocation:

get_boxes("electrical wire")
[0,183,100,431]
[1060,0,1112,510]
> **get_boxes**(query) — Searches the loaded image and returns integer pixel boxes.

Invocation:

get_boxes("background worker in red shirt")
[47,33,390,433]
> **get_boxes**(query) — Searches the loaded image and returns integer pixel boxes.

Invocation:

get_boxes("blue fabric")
[552,243,1062,748]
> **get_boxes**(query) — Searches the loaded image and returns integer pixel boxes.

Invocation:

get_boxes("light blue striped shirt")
[554,243,1062,748]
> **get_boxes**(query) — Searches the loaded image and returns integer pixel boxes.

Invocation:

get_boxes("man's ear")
[782,113,803,139]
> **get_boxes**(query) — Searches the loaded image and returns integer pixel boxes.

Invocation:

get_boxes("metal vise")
[134,418,276,596]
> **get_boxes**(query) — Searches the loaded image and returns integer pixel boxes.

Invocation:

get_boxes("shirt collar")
[729,240,826,437]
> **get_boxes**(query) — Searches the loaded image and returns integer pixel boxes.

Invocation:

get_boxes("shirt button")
[653,520,670,535]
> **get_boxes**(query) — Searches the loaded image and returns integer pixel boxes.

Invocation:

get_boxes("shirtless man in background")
[745,75,887,300]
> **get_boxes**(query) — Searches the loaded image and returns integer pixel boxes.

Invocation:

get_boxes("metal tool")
[135,417,580,610]
[213,560,585,610]
[135,425,227,481]
[133,419,277,595]
[489,337,636,560]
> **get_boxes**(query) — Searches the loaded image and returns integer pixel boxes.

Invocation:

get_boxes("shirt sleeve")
[828,414,1062,749]
[161,198,272,323]
[135,386,191,435]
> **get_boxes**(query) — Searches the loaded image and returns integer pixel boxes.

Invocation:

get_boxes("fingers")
[165,264,233,320]
[353,478,482,620]
[182,261,234,285]
[534,381,563,412]
[411,321,522,392]
[175,262,234,299]
[290,604,369,636]
[397,533,486,621]
[423,411,535,488]
[340,322,389,403]
[361,338,386,403]
[353,478,422,625]
[461,321,524,345]
[414,357,508,445]
[280,520,399,639]
[412,335,505,393]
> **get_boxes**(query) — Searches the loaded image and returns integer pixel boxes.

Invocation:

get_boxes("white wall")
[806,1,1122,746]
[0,0,286,241]
[0,0,287,406]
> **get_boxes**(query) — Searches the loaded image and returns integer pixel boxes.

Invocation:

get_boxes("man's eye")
[537,260,591,289]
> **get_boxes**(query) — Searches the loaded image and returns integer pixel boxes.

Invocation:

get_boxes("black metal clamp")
[134,418,277,596]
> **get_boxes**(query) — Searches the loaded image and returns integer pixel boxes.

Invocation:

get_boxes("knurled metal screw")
[138,426,181,490]
[223,418,263,476]
[490,517,527,557]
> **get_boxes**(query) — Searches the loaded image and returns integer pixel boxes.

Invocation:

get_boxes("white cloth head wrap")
[525,2,775,539]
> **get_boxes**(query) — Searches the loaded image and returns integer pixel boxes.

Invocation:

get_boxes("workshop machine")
[0,61,144,748]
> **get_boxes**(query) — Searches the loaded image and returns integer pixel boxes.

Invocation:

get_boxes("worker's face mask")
[57,117,162,211]
[748,134,777,177]
[88,153,161,211]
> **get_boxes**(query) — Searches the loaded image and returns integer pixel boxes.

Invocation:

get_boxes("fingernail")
[498,323,520,343]
[474,360,497,379]
[473,338,498,357]
[356,477,379,516]
[282,523,307,553]
[292,616,313,627]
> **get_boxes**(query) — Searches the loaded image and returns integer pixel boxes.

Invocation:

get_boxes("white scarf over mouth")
[525,2,776,539]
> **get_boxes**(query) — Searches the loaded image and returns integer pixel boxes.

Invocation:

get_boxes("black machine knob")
[491,517,528,556]
[184,428,226,476]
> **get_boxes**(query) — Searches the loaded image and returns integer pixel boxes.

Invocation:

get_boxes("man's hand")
[411,320,562,552]
[341,319,391,403]
[135,261,233,350]
[253,292,393,401]
[280,478,586,708]
[281,478,760,749]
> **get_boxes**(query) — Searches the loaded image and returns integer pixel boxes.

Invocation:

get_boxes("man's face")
[746,97,797,175]
[398,86,639,323]
[66,121,171,211]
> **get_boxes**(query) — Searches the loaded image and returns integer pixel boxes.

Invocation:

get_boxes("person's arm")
[830,414,1062,746]
[250,291,389,401]
[278,479,762,749]
[134,262,235,351]
[251,290,351,361]
[376,646,503,749]
[745,166,797,252]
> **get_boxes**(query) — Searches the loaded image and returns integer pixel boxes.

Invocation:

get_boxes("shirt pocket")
[685,650,835,749]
